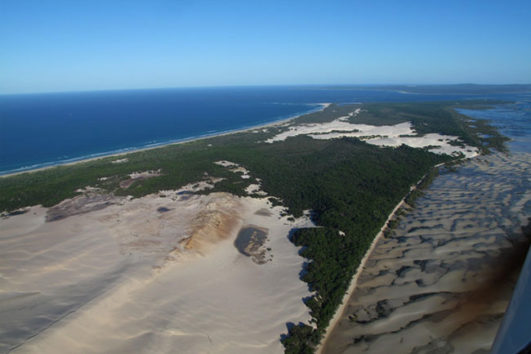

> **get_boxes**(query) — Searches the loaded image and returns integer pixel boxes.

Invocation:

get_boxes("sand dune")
[321,152,531,353]
[0,189,313,353]
[266,109,478,158]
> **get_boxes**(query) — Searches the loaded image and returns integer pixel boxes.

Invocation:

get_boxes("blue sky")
[1,0,530,94]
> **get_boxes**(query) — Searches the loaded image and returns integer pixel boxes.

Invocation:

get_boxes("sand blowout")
[0,185,314,353]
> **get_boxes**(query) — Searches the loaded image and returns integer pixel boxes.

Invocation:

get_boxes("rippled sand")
[322,152,531,354]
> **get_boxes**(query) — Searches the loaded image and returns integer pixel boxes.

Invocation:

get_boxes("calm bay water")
[457,100,531,153]
[0,86,529,174]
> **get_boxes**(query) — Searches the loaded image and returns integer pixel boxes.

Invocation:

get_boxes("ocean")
[1,86,530,175]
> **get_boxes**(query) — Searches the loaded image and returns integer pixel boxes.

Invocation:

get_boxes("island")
[0,101,513,354]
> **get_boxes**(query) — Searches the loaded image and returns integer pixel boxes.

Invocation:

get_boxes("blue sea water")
[0,86,529,175]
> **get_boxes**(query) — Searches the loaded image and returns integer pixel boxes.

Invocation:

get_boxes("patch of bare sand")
[119,169,162,189]
[265,109,478,158]
[0,190,313,353]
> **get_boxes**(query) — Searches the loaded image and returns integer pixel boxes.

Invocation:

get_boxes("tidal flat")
[322,152,531,354]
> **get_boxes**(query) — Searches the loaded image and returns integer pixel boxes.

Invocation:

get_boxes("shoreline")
[0,103,330,178]
[317,152,530,353]
[316,162,445,354]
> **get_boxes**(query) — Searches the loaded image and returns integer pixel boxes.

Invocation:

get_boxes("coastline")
[0,103,330,178]
[1,97,521,352]
[316,162,446,354]
[318,152,530,353]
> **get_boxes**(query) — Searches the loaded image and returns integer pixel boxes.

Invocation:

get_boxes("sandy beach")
[320,152,531,353]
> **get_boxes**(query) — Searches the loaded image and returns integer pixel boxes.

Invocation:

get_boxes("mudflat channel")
[322,152,531,354]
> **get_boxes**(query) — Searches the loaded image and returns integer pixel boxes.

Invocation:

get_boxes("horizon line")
[2,82,531,96]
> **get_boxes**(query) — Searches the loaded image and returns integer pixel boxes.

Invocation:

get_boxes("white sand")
[167,175,225,194]
[128,169,161,179]
[245,184,267,196]
[215,160,251,179]
[0,190,314,353]
[266,111,478,158]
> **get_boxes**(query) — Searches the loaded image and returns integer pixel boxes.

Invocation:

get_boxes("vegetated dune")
[321,152,531,354]
[0,187,313,353]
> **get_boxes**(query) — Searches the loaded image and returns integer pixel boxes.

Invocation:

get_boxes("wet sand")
[322,152,531,353]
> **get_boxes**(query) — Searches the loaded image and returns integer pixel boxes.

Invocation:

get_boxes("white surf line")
[316,162,446,354]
